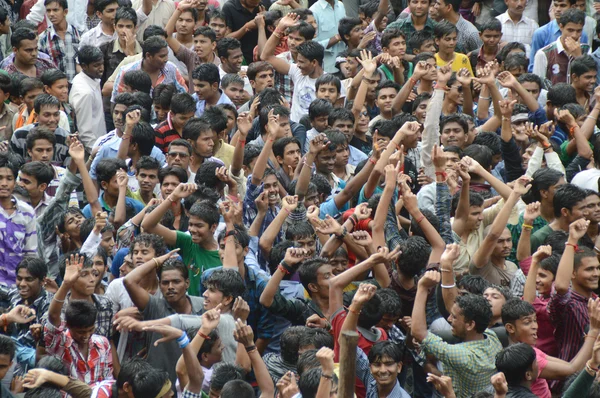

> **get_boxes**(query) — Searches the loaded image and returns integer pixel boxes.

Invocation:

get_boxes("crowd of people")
[0,0,600,396]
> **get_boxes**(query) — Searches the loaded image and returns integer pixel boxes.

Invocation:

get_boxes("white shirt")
[79,23,117,49]
[289,63,317,123]
[496,12,538,57]
[27,0,87,33]
[69,72,107,151]
[572,168,600,192]
[131,0,176,41]
[532,37,591,84]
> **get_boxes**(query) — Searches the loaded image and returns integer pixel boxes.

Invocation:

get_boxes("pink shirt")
[531,347,551,398]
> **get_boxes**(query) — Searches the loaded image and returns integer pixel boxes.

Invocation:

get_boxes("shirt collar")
[48,23,75,40]
[551,19,560,35]
[556,36,566,54]
[317,0,338,9]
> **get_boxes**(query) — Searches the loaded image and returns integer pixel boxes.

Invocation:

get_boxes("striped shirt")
[154,113,181,153]
[0,197,37,286]
[38,23,81,81]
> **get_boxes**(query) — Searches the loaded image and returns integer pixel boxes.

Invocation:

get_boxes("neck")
[354,130,367,140]
[140,190,153,204]
[419,80,433,92]
[0,197,12,210]
[170,296,191,314]
[14,57,33,72]
[309,66,323,79]
[381,109,392,119]
[141,59,158,74]
[55,20,67,32]
[199,236,217,251]
[507,10,522,21]
[377,383,396,397]
[438,50,454,62]
[190,154,204,172]
[442,99,457,114]
[200,51,215,64]
[411,13,427,26]
[588,222,599,239]
[176,32,193,44]
[312,294,329,316]
[573,282,594,299]
[30,194,43,209]
[130,153,141,170]
[483,45,498,55]
[70,290,93,302]
[445,11,459,24]
[490,255,506,268]
[101,21,115,34]
[140,273,159,291]
[333,164,346,178]
[553,217,571,233]
[206,92,220,106]
[463,331,485,342]
[103,192,118,208]
[115,128,123,138]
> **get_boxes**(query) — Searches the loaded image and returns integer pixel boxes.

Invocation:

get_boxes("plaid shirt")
[8,288,52,353]
[356,346,411,398]
[421,330,502,398]
[38,23,81,81]
[496,12,538,48]
[44,320,113,384]
[274,51,294,105]
[385,16,436,55]
[0,197,37,286]
[86,14,101,31]
[182,389,202,398]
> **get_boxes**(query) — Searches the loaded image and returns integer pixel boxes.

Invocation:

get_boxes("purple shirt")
[0,197,37,286]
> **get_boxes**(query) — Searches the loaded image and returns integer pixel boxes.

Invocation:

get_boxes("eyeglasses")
[360,111,369,117]
[451,85,463,93]
[168,152,190,159]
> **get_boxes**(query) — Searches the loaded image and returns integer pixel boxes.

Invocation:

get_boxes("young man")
[38,0,81,81]
[409,30,436,56]
[495,344,539,398]
[433,0,481,53]
[533,9,589,85]
[273,137,302,185]
[378,28,408,84]
[181,117,225,174]
[78,0,119,48]
[221,73,247,107]
[338,17,368,53]
[129,156,160,205]
[248,61,275,97]
[154,92,196,153]
[45,254,113,384]
[41,69,76,134]
[468,19,502,72]
[18,161,54,216]
[69,45,106,152]
[434,21,474,75]
[216,37,252,98]
[307,98,333,144]
[165,140,193,180]
[5,28,56,78]
[328,108,368,167]
[549,218,600,362]
[369,81,400,126]
[412,267,503,398]
[0,153,37,288]
[0,74,14,141]
[496,0,538,56]
[570,54,597,109]
[385,0,435,57]
[192,63,233,118]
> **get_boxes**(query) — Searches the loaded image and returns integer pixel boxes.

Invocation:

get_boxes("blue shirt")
[309,0,346,73]
[193,90,233,117]
[349,145,368,167]
[82,192,145,218]
[528,20,589,72]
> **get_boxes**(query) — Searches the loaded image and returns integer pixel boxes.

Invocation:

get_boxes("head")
[208,10,228,41]
[299,368,339,398]
[479,19,502,50]
[328,108,355,141]
[572,247,600,293]
[571,55,597,93]
[547,83,577,119]
[182,118,216,158]
[115,7,137,43]
[217,224,250,265]
[18,160,53,203]
[316,74,341,104]
[199,106,229,141]
[78,45,104,80]
[396,236,431,278]
[157,258,190,305]
[0,336,14,380]
[65,299,98,345]
[309,98,334,133]
[25,127,56,163]
[220,381,254,398]
[358,1,378,27]
[517,73,543,102]
[40,69,68,103]
[338,17,363,49]
[135,156,159,195]
[553,183,587,221]
[202,268,245,311]
[33,93,60,131]
[217,38,243,73]
[375,80,400,115]
[158,165,188,200]
[448,293,492,340]
[381,28,407,58]
[502,298,538,345]
[169,92,196,132]
[176,8,198,37]
[473,132,502,168]
[151,84,176,123]
[248,61,275,94]
[130,370,172,398]
[273,136,301,172]
[192,63,220,102]
[483,286,511,324]
[197,329,223,368]
[408,30,435,55]
[44,0,68,27]
[141,36,169,71]
[440,114,468,148]
[113,92,136,132]
[299,257,332,299]
[296,41,324,76]
[412,92,431,124]
[495,343,538,386]
[221,73,246,106]
[258,105,291,139]
[15,257,47,301]
[285,221,318,257]
[559,8,585,43]
[409,0,431,21]
[583,190,600,224]
[433,20,458,53]
[328,246,349,276]
[0,153,18,200]
[188,200,219,244]
[209,363,245,397]
[192,26,217,61]
[376,288,403,331]
[287,21,315,55]
[117,358,154,397]
[367,341,403,389]
[12,28,39,66]
[129,233,167,270]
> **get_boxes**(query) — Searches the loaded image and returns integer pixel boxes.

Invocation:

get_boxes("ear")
[505,322,516,335]
[464,319,476,332]
[223,295,234,308]
[308,282,319,294]
[276,155,284,164]
[243,247,249,256]
[101,181,108,191]
[43,85,51,94]
[210,223,218,234]
[560,207,569,218]
[250,80,256,89]
[211,41,216,51]
[539,189,548,200]
[27,149,32,158]
[123,382,132,393]
[434,37,440,47]
[38,183,48,193]
[211,82,219,92]
[96,10,103,18]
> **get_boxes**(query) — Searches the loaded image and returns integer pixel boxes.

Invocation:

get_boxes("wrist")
[568,237,580,245]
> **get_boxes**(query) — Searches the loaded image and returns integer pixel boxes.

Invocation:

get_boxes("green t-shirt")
[175,231,221,296]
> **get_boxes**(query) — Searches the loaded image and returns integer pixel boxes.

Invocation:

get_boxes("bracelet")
[541,141,551,149]
[153,258,160,268]
[434,83,446,90]
[409,77,417,86]
[177,332,190,349]
[167,195,177,203]
[441,283,456,289]
[566,242,579,251]
[303,158,315,169]
[586,333,599,339]
[245,345,257,352]
[435,171,447,180]
[280,260,294,274]
[369,157,377,165]
[479,96,492,101]
[439,268,452,273]
[346,305,361,315]
[522,223,533,230]
[283,207,291,215]
[502,116,510,122]
[321,374,334,380]
[594,246,600,254]
[278,264,290,275]
[53,297,65,303]
[588,360,599,372]
[197,330,212,340]
[335,226,348,240]
[349,214,358,226]
[586,115,597,120]
[416,215,425,224]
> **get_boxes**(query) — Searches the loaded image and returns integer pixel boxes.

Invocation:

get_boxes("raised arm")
[556,109,594,160]
[48,255,84,327]
[315,348,336,398]
[251,111,278,186]
[113,169,129,229]
[439,244,461,314]
[164,0,192,55]
[450,161,471,238]
[295,134,327,200]
[340,283,377,335]
[516,202,541,262]
[259,248,305,308]
[259,196,297,257]
[351,50,374,118]
[260,14,299,75]
[411,270,441,342]
[234,320,274,398]
[372,164,398,249]
[463,155,512,201]
[231,113,252,177]
[220,201,246,280]
[555,218,590,295]
[565,88,600,157]
[116,110,139,160]
[523,245,552,303]
[70,140,101,216]
[456,68,474,117]
[392,61,429,114]
[497,71,540,112]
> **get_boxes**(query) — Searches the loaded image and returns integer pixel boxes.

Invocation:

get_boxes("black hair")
[131,370,171,397]
[11,27,37,49]
[192,63,221,86]
[157,257,189,280]
[0,7,7,26]
[182,186,220,210]
[257,87,284,110]
[544,231,569,255]
[20,161,54,186]
[440,113,468,135]
[473,132,501,156]
[136,155,160,173]
[495,343,537,385]
[376,80,401,98]
[517,73,543,89]
[547,83,577,107]
[115,6,138,26]
[558,8,585,26]
[377,288,403,317]
[78,45,104,65]
[281,326,307,364]
[408,30,434,52]
[297,349,320,375]
[19,77,44,98]
[311,173,332,198]
[247,61,274,82]
[521,168,563,204]
[16,256,48,281]
[152,83,176,109]
[217,224,250,249]
[194,26,217,41]
[298,327,334,350]
[358,290,383,329]
[285,220,316,241]
[168,92,196,116]
[198,329,220,359]
[503,52,528,72]
[540,253,560,276]
[372,119,397,140]
[243,145,261,168]
[315,74,341,93]
[396,236,431,278]
[309,98,333,120]
[574,246,598,271]
[381,27,405,49]
[25,127,56,150]
[25,387,62,398]
[189,200,220,226]
[299,367,339,398]
[455,294,493,333]
[123,70,152,94]
[368,340,402,363]
[221,73,245,90]
[410,209,439,240]
[328,107,355,127]
[412,92,432,113]
[462,145,492,171]
[338,17,362,45]
[194,161,223,191]
[553,183,587,218]
[359,1,378,17]
[65,300,97,329]
[296,41,324,66]
[211,363,245,392]
[200,106,228,134]
[216,37,241,58]
[182,117,213,142]
[414,51,436,64]
[33,93,59,114]
[479,18,502,32]
[501,297,535,326]
[179,6,199,22]
[0,152,19,179]
[571,55,597,77]
[128,100,151,122]
[40,69,67,89]
[142,36,168,58]
[158,165,188,185]
[457,275,491,295]
[117,358,154,389]
[142,25,168,41]
[114,92,136,108]
[130,233,168,257]
[298,257,328,293]
[433,20,458,39]
[273,136,301,159]
[56,208,85,235]
[131,122,156,156]
[221,380,254,398]
[288,21,315,40]
[37,356,68,375]
[44,0,68,8]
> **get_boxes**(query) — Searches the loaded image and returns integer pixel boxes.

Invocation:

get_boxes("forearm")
[256,27,267,61]
[568,332,597,374]
[113,188,127,229]
[516,226,533,262]
[249,211,266,237]
[76,158,101,215]
[352,81,368,116]
[176,331,208,389]
[522,261,538,303]
[440,261,457,313]
[252,141,273,185]
[165,9,181,37]
[421,89,444,177]
[341,301,362,334]
[48,283,69,326]
[63,379,93,398]
[373,184,395,246]
[462,84,474,117]
[555,244,577,294]
[116,133,131,160]
[500,116,513,143]
[476,166,511,200]
[330,258,374,291]
[249,349,274,397]
[573,126,593,159]
[260,30,281,61]
[141,198,172,232]
[513,83,539,112]
[223,223,243,277]
[259,209,288,254]
[259,270,284,307]
[407,207,445,262]
[411,289,429,341]
[476,84,491,120]
[228,25,251,40]
[392,78,416,114]
[181,342,203,393]
[231,136,245,176]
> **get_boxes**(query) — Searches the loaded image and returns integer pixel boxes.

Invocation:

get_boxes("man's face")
[223,83,245,106]
[83,60,104,80]
[167,146,191,171]
[28,139,54,163]
[154,103,169,123]
[100,230,115,256]
[505,0,526,16]
[356,107,369,133]
[63,211,84,239]
[520,81,540,101]
[313,264,332,297]
[331,119,354,140]
[15,39,39,66]
[209,18,227,41]
[115,19,135,42]
[583,195,600,223]
[160,269,189,304]
[491,228,512,259]
[435,32,457,53]
[279,142,301,170]
[0,167,15,199]
[413,99,429,124]
[119,254,134,277]
[440,121,467,148]
[365,72,381,101]
[37,105,60,131]
[188,214,214,244]
[536,268,554,296]
[18,172,44,199]
[69,325,96,346]
[194,79,216,101]
[553,0,570,19]
[172,111,196,133]
[296,54,316,76]
[377,314,399,332]
[71,267,98,298]
[409,0,430,17]
[480,29,501,49]
[565,200,586,223]
[161,175,182,199]
[192,131,216,158]
[304,190,320,208]
[446,82,464,106]
[334,143,350,167]
[218,237,246,264]
[329,255,348,276]
[252,69,274,93]
[45,1,67,26]
[383,36,406,58]
[99,2,118,24]
[376,88,397,114]
[316,148,336,174]
[573,256,600,292]
[92,254,107,287]
[311,115,329,133]
[23,88,43,112]
[0,16,10,35]
[466,205,484,231]
[418,40,437,54]
[263,174,280,206]
[16,267,42,301]
[573,70,597,93]
[131,243,156,268]
[444,151,460,170]
[46,78,69,103]
[512,314,538,346]
[147,47,169,70]
[560,22,584,43]
[448,303,469,339]
[222,48,244,73]
[484,287,506,322]
[193,34,215,60]
[287,30,307,55]
[136,167,159,194]
[113,103,127,131]
[370,356,401,388]
[317,83,339,103]
[346,24,364,48]
[203,285,227,310]
[176,10,196,36]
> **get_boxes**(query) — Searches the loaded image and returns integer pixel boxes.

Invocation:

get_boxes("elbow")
[259,293,272,308]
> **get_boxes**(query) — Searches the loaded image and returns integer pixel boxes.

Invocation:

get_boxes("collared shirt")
[38,23,81,80]
[200,265,275,340]
[266,294,326,325]
[422,330,503,398]
[0,51,53,69]
[548,287,597,361]
[496,12,538,55]
[468,46,497,72]
[385,16,436,55]
[154,112,182,153]
[111,59,188,103]
[455,15,482,54]
[44,320,113,384]
[86,14,101,31]
[194,91,233,117]
[275,51,295,104]
[79,23,116,49]
[310,0,346,73]
[100,39,142,86]
[70,72,106,151]
[0,103,15,141]
[218,65,253,95]
[533,36,590,85]
[356,346,411,398]
[222,0,268,64]
[0,197,37,286]
[349,145,367,167]
[2,55,56,78]
[82,192,145,220]
[529,20,590,71]
[10,123,70,167]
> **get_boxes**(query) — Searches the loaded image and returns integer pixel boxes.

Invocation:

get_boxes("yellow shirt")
[435,52,474,76]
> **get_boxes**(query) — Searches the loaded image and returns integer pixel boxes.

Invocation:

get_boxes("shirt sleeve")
[548,288,571,326]
[80,230,102,259]
[421,332,473,369]
[267,294,307,325]
[43,320,69,356]
[24,213,37,256]
[532,50,547,80]
[25,0,45,23]
[421,89,444,179]
[355,346,373,387]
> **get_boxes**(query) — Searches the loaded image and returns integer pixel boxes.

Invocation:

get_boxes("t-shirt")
[289,63,317,123]
[531,347,551,398]
[434,52,474,76]
[469,260,518,288]
[533,295,558,357]
[572,168,600,192]
[530,225,555,253]
[175,231,221,296]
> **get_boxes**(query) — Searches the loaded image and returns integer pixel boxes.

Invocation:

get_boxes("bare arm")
[165,8,184,55]
[555,219,589,295]
[451,164,471,238]
[440,245,460,314]
[124,252,176,312]
[70,141,101,215]
[260,15,298,75]
[411,271,440,342]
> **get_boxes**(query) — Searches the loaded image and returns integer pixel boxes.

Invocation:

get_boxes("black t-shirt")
[222,0,270,64]
[350,135,372,156]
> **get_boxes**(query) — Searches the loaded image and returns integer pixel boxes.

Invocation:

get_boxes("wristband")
[153,258,160,268]
[441,283,456,289]
[409,77,417,86]
[566,242,579,251]
[369,157,377,165]
[53,297,65,303]
[245,345,257,352]
[568,125,576,138]
[439,268,452,273]
[416,214,425,224]
[434,83,446,90]
[346,305,361,315]
[278,264,290,275]
[541,141,551,149]
[594,246,600,254]
[435,171,447,179]
[349,214,358,226]
[197,330,212,340]
[522,223,533,230]
[321,374,334,380]
[225,229,236,239]
[479,96,491,101]
[335,226,348,240]
[177,332,190,349]
[280,260,294,274]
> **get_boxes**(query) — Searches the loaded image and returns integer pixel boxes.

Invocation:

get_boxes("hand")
[538,121,555,139]
[255,191,269,214]
[283,247,308,268]
[446,169,459,193]
[532,245,552,263]
[426,374,455,398]
[215,166,234,185]
[6,305,36,324]
[512,175,532,196]
[350,230,373,248]
[277,372,299,398]
[368,246,401,265]
[306,205,320,223]
[237,111,253,136]
[437,63,453,85]
[460,156,481,174]
[244,20,257,31]
[402,188,419,214]
[309,133,329,155]
[456,68,472,86]
[124,29,136,55]
[357,49,377,77]
[63,254,84,286]
[498,97,517,119]
[265,109,281,140]
[11,375,24,394]
[115,306,143,321]
[316,347,335,372]
[591,335,600,368]
[177,0,194,10]
[171,182,198,200]
[68,140,85,163]
[146,198,162,208]
[472,1,481,15]
[524,122,550,147]
[232,297,250,322]
[351,283,378,306]
[432,145,446,170]
[523,201,541,224]
[29,323,42,341]
[201,303,222,331]
[388,147,404,171]
[116,169,128,191]
[277,12,299,30]
[254,13,265,28]
[113,315,144,332]
[126,109,141,128]
[473,65,495,86]
[306,313,329,328]
[93,211,108,233]
[281,195,298,213]
[440,244,460,267]
[233,318,255,347]
[357,31,377,49]
[316,215,343,236]
[589,297,600,332]
[569,218,590,241]
[491,372,508,396]
[384,164,399,187]
[412,60,432,81]
[219,201,236,225]
[496,71,518,89]
[555,108,577,128]
[564,36,583,57]
[23,369,53,389]
[454,161,470,183]
[143,324,186,346]
[418,270,440,290]
[399,121,421,137]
